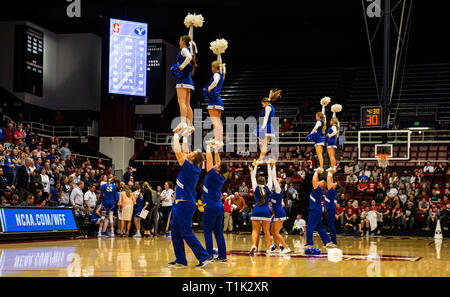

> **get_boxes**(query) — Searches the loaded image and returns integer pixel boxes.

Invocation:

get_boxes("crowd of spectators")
[339,161,450,235]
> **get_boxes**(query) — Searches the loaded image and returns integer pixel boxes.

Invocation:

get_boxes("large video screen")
[108,18,148,97]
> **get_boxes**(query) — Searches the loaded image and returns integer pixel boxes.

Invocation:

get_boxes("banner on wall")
[0,207,78,233]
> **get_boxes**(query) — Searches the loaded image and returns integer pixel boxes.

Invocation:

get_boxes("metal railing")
[3,114,98,139]
[135,128,450,146]
[22,121,98,139]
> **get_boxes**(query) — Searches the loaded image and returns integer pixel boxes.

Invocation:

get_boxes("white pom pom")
[209,39,228,55]
[320,96,331,106]
[331,104,342,113]
[184,13,204,28]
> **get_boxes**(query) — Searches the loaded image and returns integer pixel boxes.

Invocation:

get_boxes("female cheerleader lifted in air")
[307,96,330,173]
[204,39,228,149]
[172,14,204,137]
[256,89,282,163]
[325,104,342,173]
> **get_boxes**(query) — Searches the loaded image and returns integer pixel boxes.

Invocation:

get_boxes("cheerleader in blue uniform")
[249,161,273,254]
[307,97,330,172]
[168,132,213,268]
[132,184,143,238]
[268,160,291,254]
[325,170,339,245]
[204,61,225,149]
[204,39,228,149]
[171,35,197,137]
[256,89,282,163]
[325,104,342,173]
[202,142,228,261]
[305,170,335,253]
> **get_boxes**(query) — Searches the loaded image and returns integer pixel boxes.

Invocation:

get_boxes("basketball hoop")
[376,154,390,169]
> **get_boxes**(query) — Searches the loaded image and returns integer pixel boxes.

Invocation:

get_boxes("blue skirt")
[326,136,337,148]
[253,125,275,140]
[251,205,271,221]
[272,206,286,221]
[307,131,324,145]
[134,206,143,218]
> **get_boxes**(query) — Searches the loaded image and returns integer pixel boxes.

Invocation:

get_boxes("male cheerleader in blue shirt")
[325,170,339,246]
[202,141,228,261]
[168,133,213,268]
[305,169,336,254]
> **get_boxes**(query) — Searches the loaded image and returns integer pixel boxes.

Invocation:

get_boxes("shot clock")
[361,106,382,128]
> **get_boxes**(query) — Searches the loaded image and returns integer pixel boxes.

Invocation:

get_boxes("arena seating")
[196,63,450,129]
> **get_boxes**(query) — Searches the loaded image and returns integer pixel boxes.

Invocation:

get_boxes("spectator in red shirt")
[357,179,368,192]
[379,202,391,229]
[391,202,405,229]
[54,111,63,125]
[344,201,356,223]
[13,123,25,146]
[335,202,344,228]
[222,193,233,232]
[440,195,450,209]
[4,122,13,144]
[366,176,377,193]
[369,199,378,211]
[280,119,292,133]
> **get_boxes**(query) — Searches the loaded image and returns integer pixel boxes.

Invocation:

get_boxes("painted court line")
[228,251,422,262]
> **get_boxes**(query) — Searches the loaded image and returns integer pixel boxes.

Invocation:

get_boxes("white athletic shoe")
[314,168,324,174]
[326,167,337,173]
[249,245,257,254]
[182,126,195,137]
[205,139,216,147]
[173,122,188,134]
[281,248,291,254]
[214,141,224,150]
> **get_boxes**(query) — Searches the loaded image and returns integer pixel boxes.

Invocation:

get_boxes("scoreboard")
[108,19,148,97]
[13,25,44,96]
[361,106,383,128]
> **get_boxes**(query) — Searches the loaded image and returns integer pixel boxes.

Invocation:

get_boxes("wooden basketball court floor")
[0,233,448,277]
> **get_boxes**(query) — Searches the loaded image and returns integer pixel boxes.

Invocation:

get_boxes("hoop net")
[376,154,390,168]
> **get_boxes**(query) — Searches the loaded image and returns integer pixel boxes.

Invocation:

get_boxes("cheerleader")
[268,160,291,254]
[325,104,342,173]
[249,161,273,254]
[256,89,282,163]
[168,132,212,267]
[132,184,143,238]
[172,34,197,137]
[305,170,335,252]
[325,170,339,245]
[202,141,228,261]
[204,39,228,149]
[307,97,330,172]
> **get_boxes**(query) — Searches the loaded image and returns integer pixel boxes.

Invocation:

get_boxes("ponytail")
[262,89,282,105]
[256,186,266,206]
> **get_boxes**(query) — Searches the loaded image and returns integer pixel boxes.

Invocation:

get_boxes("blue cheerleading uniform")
[271,189,286,221]
[202,169,227,260]
[307,120,325,145]
[325,187,338,245]
[171,160,211,265]
[174,48,194,90]
[254,105,276,140]
[100,183,117,212]
[251,185,272,221]
[204,72,224,110]
[306,186,331,247]
[134,191,144,218]
[325,125,338,148]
